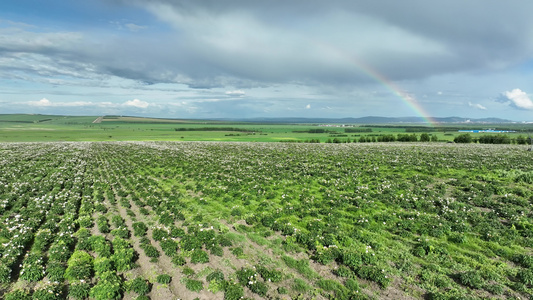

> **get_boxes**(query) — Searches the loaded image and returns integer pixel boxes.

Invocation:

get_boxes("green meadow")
[0,114,531,143]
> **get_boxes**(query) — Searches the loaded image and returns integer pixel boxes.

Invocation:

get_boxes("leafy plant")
[68,281,91,300]
[191,249,209,264]
[156,274,172,284]
[458,271,484,289]
[4,289,31,300]
[65,250,93,281]
[90,271,123,300]
[127,277,151,295]
[185,278,203,292]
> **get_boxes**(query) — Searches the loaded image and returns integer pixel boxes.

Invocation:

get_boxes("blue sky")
[1,0,533,121]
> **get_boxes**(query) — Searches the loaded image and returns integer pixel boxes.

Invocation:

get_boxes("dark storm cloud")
[2,0,533,94]
[105,0,533,87]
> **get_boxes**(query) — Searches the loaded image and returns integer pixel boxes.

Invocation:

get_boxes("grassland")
[1,114,532,143]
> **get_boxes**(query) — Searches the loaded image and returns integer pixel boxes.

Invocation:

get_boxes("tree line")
[454,133,532,144]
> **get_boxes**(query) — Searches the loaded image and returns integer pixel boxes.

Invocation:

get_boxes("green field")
[1,114,532,143]
[1,141,533,299]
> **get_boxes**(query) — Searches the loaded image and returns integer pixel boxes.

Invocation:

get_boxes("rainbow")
[314,41,436,126]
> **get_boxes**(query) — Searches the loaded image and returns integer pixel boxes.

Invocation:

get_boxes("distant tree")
[516,135,527,145]
[430,135,438,142]
[454,133,472,143]
[420,133,430,142]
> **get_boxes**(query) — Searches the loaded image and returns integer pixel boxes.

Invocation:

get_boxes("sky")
[1,0,533,121]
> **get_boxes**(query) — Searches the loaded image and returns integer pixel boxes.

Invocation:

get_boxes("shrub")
[160,239,179,257]
[171,255,186,266]
[65,250,93,281]
[517,268,533,286]
[292,278,311,293]
[231,247,244,257]
[94,257,114,274]
[206,269,225,282]
[152,228,169,241]
[48,240,72,262]
[223,281,244,300]
[256,265,283,283]
[209,245,224,256]
[141,244,160,258]
[20,253,45,282]
[132,222,148,237]
[356,265,391,288]
[90,271,123,300]
[127,277,151,295]
[341,251,362,269]
[208,278,225,293]
[185,278,203,292]
[110,226,130,239]
[156,274,172,284]
[458,271,484,289]
[46,261,66,282]
[334,265,355,278]
[69,282,91,300]
[191,249,209,264]
[32,282,63,300]
[4,289,31,300]
[182,266,195,277]
[89,236,112,258]
[181,235,201,251]
[345,278,360,292]
[0,263,12,283]
[217,235,233,247]
[113,248,137,272]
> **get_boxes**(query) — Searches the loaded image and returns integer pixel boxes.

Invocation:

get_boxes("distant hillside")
[221,116,516,124]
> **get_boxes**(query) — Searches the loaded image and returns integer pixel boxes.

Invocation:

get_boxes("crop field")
[1,142,533,300]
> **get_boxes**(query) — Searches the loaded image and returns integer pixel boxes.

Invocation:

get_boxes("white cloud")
[28,98,96,107]
[125,23,147,32]
[468,102,486,110]
[225,90,245,97]
[502,89,533,110]
[305,104,311,109]
[29,98,52,106]
[124,98,150,108]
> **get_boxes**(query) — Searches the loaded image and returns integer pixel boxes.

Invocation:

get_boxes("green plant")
[206,269,225,282]
[231,247,244,257]
[20,253,45,282]
[31,282,63,300]
[182,266,195,277]
[65,250,93,281]
[140,244,160,258]
[292,278,311,293]
[0,263,12,283]
[160,239,179,257]
[191,249,209,264]
[458,271,484,289]
[68,282,91,299]
[171,254,186,266]
[517,268,533,286]
[46,261,66,282]
[94,257,114,274]
[90,271,123,300]
[156,274,172,284]
[185,278,203,292]
[4,289,31,300]
[224,281,244,300]
[127,277,151,295]
[132,222,148,236]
